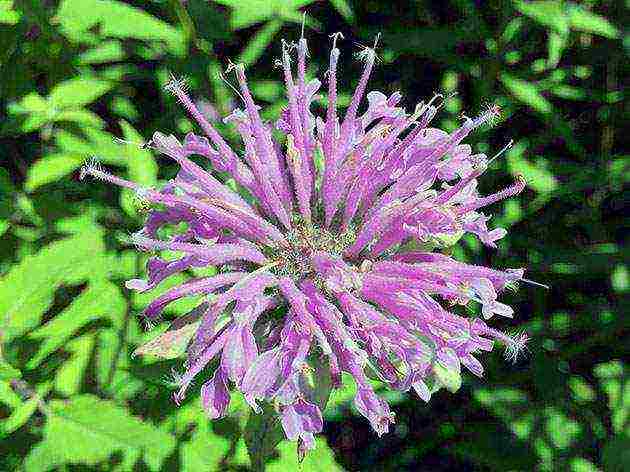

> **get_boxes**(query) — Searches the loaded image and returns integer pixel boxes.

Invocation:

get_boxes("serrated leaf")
[49,77,113,109]
[27,280,126,369]
[23,395,176,472]
[25,154,83,191]
[0,232,106,343]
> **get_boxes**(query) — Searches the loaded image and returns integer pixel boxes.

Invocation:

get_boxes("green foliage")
[24,395,176,471]
[0,0,625,470]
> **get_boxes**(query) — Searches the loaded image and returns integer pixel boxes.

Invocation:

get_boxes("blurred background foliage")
[0,0,627,470]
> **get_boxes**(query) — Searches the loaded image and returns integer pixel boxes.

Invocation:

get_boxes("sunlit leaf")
[238,19,283,66]
[54,334,96,396]
[0,231,106,343]
[49,77,113,109]
[55,0,184,53]
[25,154,83,191]
[0,382,51,438]
[328,0,354,23]
[567,3,618,38]
[23,395,176,471]
[27,280,125,369]
[507,141,558,194]
[514,0,569,35]
[76,40,125,64]
[499,72,553,114]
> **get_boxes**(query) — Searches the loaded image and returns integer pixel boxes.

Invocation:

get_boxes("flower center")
[263,217,356,281]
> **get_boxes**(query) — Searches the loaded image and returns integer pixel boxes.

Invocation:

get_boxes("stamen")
[521,278,550,289]
[472,102,502,128]
[456,175,526,214]
[487,139,514,165]
[80,157,143,191]
[330,32,344,49]
[503,330,529,363]
[113,137,154,150]
[217,70,245,103]
[164,73,189,95]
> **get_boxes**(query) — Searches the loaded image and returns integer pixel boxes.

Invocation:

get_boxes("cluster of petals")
[82,32,532,452]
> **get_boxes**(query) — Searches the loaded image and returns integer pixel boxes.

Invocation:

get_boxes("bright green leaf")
[328,0,354,23]
[56,0,185,54]
[27,280,125,369]
[49,77,113,109]
[76,40,125,64]
[238,19,283,66]
[567,3,618,38]
[23,395,176,471]
[54,334,96,396]
[25,154,83,192]
[500,72,553,115]
[0,232,106,343]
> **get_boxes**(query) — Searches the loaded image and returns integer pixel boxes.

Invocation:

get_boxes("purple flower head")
[81,31,541,451]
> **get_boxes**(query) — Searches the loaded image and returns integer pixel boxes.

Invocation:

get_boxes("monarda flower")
[82,32,538,453]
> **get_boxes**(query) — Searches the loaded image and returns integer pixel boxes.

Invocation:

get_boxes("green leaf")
[0,231,106,343]
[238,19,283,66]
[0,380,22,408]
[118,120,158,216]
[49,77,113,109]
[53,109,105,128]
[514,0,569,35]
[180,421,231,472]
[0,1,20,25]
[499,72,553,115]
[54,334,96,396]
[76,40,125,64]
[328,0,354,23]
[23,395,176,471]
[27,280,125,369]
[567,3,618,38]
[244,404,285,472]
[0,382,51,438]
[268,436,344,471]
[0,359,21,381]
[215,0,317,30]
[55,0,185,54]
[547,31,567,68]
[25,154,83,191]
[506,141,558,194]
